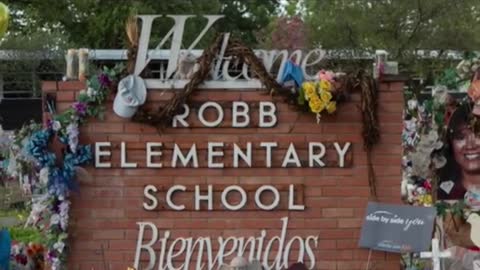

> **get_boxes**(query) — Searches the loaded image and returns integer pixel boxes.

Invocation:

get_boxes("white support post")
[420,239,451,270]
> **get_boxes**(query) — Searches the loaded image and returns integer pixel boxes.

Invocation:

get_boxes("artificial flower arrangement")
[10,241,45,269]
[1,64,124,269]
[297,70,338,122]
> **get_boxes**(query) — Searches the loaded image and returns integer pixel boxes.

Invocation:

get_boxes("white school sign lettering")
[93,100,352,269]
[133,15,325,89]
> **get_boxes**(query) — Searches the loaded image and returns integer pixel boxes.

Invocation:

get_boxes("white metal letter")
[121,142,137,168]
[259,101,277,128]
[95,142,111,168]
[232,101,250,127]
[147,142,163,168]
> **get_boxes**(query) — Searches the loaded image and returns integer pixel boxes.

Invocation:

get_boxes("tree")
[302,0,480,76]
[304,0,480,55]
[260,16,308,51]
[2,0,280,49]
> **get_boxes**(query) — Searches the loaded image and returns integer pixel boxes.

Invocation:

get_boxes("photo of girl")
[438,102,480,205]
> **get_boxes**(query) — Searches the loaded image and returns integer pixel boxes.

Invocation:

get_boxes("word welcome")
[134,15,325,86]
[134,217,317,270]
[143,184,304,211]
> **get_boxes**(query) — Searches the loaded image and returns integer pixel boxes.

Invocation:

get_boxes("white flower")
[410,152,431,179]
[404,118,417,132]
[79,89,86,96]
[22,183,31,194]
[59,201,70,213]
[51,257,61,270]
[66,122,79,136]
[11,244,21,254]
[53,241,65,253]
[87,87,95,97]
[407,99,418,110]
[66,123,79,153]
[60,218,69,231]
[50,214,61,225]
[52,120,61,131]
[472,64,479,72]
[433,85,448,104]
[39,167,49,185]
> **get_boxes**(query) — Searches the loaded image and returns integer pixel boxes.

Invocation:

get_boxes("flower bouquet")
[10,241,46,270]
[297,70,338,122]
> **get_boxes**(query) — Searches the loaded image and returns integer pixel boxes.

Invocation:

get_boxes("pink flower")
[423,180,432,191]
[317,70,335,82]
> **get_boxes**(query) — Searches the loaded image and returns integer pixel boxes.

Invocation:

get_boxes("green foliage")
[435,200,468,218]
[297,87,305,105]
[435,201,449,217]
[3,0,279,49]
[437,68,462,89]
[304,0,480,53]
[8,226,43,244]
[303,0,480,76]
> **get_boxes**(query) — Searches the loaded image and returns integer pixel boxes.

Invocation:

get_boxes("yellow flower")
[320,80,332,92]
[320,90,332,103]
[326,101,336,114]
[420,194,432,206]
[309,98,325,113]
[303,82,316,100]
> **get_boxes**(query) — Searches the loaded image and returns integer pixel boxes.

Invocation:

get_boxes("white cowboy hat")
[113,74,147,118]
[219,257,263,270]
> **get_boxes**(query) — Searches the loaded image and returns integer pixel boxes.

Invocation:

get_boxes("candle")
[66,49,78,80]
[78,48,89,81]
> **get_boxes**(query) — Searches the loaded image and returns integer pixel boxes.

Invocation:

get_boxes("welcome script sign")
[94,15,352,270]
[133,14,326,88]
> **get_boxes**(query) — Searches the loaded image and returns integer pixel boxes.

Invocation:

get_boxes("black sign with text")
[359,202,436,253]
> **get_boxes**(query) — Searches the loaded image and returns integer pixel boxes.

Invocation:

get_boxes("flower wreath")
[27,128,91,198]
[3,65,124,269]
[27,128,92,268]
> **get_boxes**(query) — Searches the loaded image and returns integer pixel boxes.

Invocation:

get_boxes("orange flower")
[26,247,34,257]
[468,80,480,101]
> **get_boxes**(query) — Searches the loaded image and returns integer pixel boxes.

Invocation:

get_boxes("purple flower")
[47,250,56,261]
[72,102,87,115]
[99,73,111,88]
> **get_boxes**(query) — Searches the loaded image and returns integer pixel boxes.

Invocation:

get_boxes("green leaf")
[8,226,43,244]
[297,87,305,105]
[77,92,90,103]
[437,68,460,89]
[434,112,444,126]
[424,100,433,114]
[88,75,100,90]
[435,201,448,217]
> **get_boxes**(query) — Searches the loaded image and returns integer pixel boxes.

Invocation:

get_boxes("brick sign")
[42,79,404,270]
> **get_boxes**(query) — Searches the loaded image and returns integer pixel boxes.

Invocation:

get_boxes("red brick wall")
[42,78,404,270]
